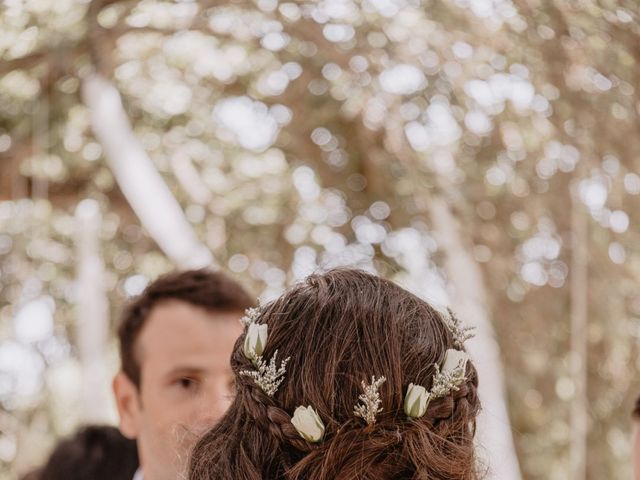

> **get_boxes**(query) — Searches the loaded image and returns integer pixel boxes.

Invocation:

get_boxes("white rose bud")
[244,323,268,360]
[404,383,430,418]
[442,348,469,374]
[291,406,325,442]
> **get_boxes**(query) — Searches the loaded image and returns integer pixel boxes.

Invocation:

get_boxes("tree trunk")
[82,73,214,269]
[74,199,112,423]
[429,196,522,480]
[570,183,588,480]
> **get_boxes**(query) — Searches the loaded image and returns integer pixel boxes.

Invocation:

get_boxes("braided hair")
[189,269,481,480]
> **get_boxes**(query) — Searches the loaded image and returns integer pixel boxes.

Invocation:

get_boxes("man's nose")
[197,382,233,424]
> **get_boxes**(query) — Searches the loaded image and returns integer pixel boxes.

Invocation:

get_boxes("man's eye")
[177,377,198,390]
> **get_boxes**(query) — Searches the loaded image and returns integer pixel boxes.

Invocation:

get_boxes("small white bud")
[442,348,469,374]
[291,406,325,442]
[404,383,430,418]
[244,323,268,360]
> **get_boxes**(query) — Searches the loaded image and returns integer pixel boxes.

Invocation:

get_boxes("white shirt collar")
[133,468,144,480]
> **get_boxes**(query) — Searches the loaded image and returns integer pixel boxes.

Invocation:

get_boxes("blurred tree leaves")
[1,0,639,478]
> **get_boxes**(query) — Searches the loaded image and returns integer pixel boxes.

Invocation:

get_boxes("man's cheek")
[167,419,202,457]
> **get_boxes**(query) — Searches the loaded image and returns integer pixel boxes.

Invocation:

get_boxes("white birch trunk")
[81,73,214,269]
[74,199,112,423]
[429,195,522,480]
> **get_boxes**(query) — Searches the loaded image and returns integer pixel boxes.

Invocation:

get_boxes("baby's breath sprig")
[443,308,475,349]
[354,376,387,426]
[240,350,290,397]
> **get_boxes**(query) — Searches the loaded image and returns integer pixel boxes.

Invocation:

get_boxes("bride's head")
[189,269,481,479]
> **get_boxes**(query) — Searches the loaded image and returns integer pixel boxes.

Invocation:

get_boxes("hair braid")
[427,367,480,424]
[240,378,313,453]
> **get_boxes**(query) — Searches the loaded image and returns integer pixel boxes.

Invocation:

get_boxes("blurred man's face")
[113,301,242,480]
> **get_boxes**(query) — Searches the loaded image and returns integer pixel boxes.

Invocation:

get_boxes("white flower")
[404,383,430,418]
[442,348,469,374]
[291,406,325,442]
[244,323,268,360]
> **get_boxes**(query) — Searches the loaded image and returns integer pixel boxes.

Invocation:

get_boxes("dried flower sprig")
[354,375,386,426]
[240,350,290,397]
[429,349,468,399]
[404,349,469,418]
[443,308,475,349]
[240,305,261,327]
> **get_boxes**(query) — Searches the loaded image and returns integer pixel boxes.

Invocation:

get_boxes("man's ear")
[113,372,141,439]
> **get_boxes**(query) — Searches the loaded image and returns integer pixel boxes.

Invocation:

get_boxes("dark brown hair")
[633,395,640,419]
[189,269,481,480]
[118,268,254,387]
[37,425,138,480]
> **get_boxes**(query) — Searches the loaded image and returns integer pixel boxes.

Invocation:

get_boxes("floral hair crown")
[237,303,475,443]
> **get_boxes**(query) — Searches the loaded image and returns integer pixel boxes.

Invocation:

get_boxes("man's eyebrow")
[164,366,209,377]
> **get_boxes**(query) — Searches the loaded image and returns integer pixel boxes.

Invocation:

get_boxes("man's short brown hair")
[118,269,254,387]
